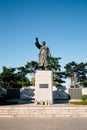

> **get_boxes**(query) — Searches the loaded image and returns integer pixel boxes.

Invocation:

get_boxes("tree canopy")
[48,57,65,86]
[0,58,87,89]
[64,61,87,88]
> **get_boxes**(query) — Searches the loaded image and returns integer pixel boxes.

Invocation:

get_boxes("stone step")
[0,104,87,118]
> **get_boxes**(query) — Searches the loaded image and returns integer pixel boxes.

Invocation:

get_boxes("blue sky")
[0,0,87,86]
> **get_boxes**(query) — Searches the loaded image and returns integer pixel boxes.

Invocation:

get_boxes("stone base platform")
[0,104,87,118]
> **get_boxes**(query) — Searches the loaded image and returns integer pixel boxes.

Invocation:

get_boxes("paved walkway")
[0,118,87,130]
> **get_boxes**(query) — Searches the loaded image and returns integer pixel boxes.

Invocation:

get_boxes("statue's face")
[42,41,46,45]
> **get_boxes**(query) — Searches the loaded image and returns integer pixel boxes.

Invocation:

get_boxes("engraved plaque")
[39,84,48,88]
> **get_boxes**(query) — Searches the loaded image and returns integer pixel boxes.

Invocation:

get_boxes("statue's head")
[42,41,46,45]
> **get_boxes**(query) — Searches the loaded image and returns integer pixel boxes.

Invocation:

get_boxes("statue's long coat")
[35,41,51,67]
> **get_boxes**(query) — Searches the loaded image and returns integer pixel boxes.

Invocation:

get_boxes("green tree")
[31,77,35,86]
[0,66,16,88]
[64,61,77,88]
[16,66,30,86]
[24,58,65,86]
[48,57,65,86]
[24,61,38,86]
[64,61,87,88]
[25,61,38,74]
[76,62,87,87]
[0,66,30,89]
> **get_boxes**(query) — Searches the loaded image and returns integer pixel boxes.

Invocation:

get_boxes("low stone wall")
[20,86,69,100]
[67,88,87,99]
[20,86,87,100]
[82,88,87,94]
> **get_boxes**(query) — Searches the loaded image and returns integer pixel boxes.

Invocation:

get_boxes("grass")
[69,100,87,105]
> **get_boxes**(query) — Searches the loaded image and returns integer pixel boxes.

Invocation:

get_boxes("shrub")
[0,94,6,102]
[81,95,87,101]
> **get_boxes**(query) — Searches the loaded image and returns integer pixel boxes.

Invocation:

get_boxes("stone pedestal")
[35,70,53,105]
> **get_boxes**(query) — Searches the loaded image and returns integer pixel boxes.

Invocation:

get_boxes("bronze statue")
[35,37,51,70]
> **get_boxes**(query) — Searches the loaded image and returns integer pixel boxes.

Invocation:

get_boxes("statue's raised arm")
[35,37,41,49]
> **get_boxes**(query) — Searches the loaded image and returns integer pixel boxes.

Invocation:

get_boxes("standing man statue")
[35,37,51,70]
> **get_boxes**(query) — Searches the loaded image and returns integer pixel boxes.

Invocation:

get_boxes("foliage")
[0,66,30,89]
[48,57,65,86]
[25,61,38,74]
[0,66,16,88]
[31,77,35,86]
[64,61,87,88]
[17,66,30,86]
[0,94,6,102]
[48,57,61,71]
[76,63,87,87]
[0,57,86,89]
[81,95,87,101]
[64,61,78,88]
[69,100,87,105]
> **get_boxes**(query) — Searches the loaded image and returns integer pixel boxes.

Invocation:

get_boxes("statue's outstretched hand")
[35,37,41,49]
[36,37,38,42]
